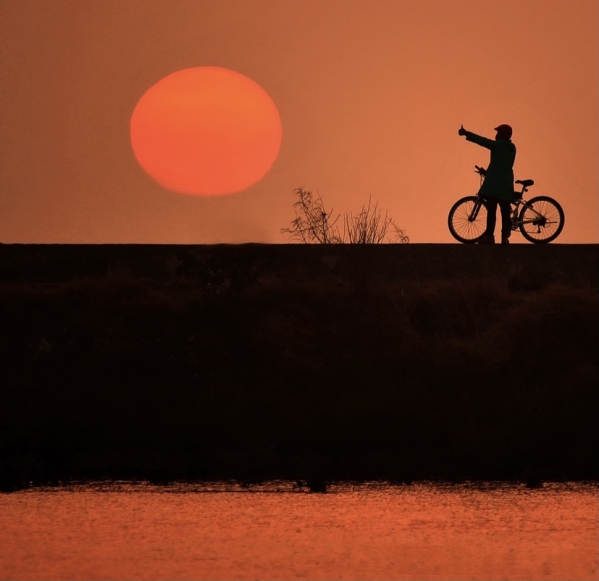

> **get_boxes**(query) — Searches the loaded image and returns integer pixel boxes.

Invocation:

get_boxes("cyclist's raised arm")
[463,131,495,150]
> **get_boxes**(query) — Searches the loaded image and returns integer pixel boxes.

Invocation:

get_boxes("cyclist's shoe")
[477,235,495,244]
[501,237,510,245]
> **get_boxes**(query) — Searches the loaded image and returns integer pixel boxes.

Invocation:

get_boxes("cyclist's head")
[494,124,512,140]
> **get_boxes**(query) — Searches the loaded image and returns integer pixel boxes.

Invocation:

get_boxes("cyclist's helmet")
[494,124,513,139]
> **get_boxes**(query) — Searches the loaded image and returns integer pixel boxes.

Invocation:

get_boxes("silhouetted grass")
[0,244,597,490]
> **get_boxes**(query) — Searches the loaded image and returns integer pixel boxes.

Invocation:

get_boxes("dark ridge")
[1,244,597,489]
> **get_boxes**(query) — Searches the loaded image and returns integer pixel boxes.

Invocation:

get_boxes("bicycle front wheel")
[518,196,565,243]
[448,196,488,243]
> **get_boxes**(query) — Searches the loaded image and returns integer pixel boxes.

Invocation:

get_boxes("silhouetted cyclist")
[458,124,516,244]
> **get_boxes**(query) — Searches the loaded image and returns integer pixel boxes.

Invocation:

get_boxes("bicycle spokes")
[517,197,565,243]
[448,196,488,243]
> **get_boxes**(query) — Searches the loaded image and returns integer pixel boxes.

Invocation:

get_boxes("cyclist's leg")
[498,200,512,240]
[484,197,498,238]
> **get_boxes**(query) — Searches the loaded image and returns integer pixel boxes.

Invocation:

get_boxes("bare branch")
[282,189,409,244]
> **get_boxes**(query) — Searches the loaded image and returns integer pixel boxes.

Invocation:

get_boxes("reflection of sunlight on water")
[1,482,597,580]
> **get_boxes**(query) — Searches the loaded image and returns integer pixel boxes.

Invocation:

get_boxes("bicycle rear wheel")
[448,196,488,243]
[518,196,564,243]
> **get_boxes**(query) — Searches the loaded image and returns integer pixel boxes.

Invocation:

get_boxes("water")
[1,482,597,580]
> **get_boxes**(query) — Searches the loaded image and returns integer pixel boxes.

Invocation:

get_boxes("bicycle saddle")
[515,179,534,187]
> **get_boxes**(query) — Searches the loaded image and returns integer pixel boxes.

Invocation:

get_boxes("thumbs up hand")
[458,125,467,136]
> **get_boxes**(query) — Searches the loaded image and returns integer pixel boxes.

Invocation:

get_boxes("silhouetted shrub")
[282,188,409,244]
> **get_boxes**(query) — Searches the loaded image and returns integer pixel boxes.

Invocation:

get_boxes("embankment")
[1,244,597,488]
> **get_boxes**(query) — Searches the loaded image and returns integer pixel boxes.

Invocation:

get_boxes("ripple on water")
[1,481,597,580]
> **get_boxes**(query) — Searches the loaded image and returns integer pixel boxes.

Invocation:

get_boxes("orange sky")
[1,0,597,244]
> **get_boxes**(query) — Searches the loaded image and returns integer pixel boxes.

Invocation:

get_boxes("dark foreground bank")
[1,244,597,490]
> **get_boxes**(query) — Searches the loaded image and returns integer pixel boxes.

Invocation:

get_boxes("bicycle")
[448,166,565,244]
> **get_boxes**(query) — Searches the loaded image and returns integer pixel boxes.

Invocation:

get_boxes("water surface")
[1,482,597,580]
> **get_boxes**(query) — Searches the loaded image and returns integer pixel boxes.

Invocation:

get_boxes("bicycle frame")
[510,196,543,231]
[469,192,550,232]
[469,170,549,232]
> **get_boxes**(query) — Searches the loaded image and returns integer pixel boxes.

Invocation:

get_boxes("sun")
[130,67,282,196]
